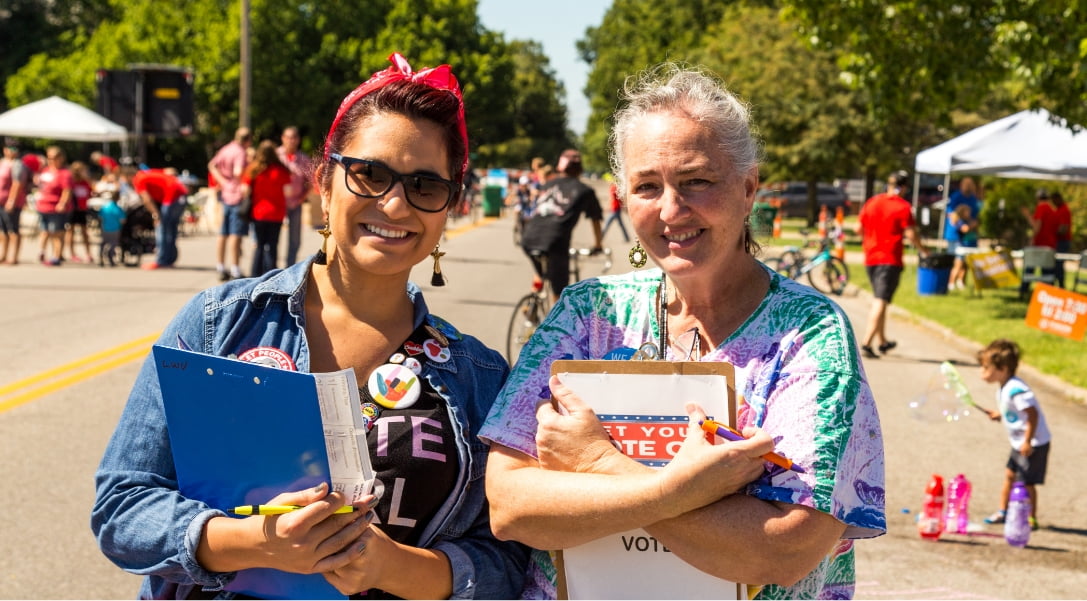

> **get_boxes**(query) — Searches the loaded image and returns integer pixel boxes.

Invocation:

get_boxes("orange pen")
[699,419,805,473]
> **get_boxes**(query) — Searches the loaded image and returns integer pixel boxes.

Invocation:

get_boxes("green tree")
[3,0,565,173]
[695,4,875,223]
[578,0,734,171]
[491,39,573,167]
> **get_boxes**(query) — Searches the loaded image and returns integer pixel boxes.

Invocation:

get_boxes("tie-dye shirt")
[480,265,886,600]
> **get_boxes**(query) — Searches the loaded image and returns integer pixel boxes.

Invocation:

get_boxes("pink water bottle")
[944,474,972,534]
[918,474,945,540]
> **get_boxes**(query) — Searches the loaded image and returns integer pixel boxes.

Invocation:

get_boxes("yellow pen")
[230,504,359,516]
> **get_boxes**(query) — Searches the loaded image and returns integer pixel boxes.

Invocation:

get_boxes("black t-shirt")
[520,176,603,252]
[361,381,458,546]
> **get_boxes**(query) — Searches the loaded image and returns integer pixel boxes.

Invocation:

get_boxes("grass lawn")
[760,217,1086,394]
[851,262,1086,392]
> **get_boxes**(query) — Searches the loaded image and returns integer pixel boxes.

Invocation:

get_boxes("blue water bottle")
[1004,481,1031,548]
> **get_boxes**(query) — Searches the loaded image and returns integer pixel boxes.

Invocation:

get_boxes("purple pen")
[699,419,805,473]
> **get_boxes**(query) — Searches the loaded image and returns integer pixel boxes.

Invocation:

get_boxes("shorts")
[39,212,68,234]
[219,202,249,237]
[866,264,902,302]
[0,208,20,235]
[1007,442,1049,485]
[68,209,88,226]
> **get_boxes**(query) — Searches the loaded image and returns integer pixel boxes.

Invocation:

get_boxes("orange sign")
[1025,283,1087,341]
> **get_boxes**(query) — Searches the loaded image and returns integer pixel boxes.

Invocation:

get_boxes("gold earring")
[430,245,447,286]
[628,239,647,268]
[314,224,331,265]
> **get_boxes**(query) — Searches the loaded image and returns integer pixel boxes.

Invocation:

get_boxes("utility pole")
[239,0,251,129]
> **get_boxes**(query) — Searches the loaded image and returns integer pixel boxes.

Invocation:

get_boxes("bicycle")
[506,246,612,362]
[769,228,850,295]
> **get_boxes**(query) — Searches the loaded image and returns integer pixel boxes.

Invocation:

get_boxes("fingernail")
[313,482,327,494]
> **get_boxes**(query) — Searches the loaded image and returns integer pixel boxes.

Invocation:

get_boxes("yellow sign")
[153,87,180,99]
[1025,283,1087,341]
[967,250,1020,289]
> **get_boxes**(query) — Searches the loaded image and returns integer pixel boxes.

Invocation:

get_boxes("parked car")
[758,181,850,218]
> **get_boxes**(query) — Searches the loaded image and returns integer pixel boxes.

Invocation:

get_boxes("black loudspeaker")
[144,69,195,136]
[95,68,195,137]
[96,69,138,130]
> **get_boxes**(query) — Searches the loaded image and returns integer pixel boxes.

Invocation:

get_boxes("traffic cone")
[772,210,782,239]
[818,205,828,240]
[833,229,846,260]
[832,206,846,259]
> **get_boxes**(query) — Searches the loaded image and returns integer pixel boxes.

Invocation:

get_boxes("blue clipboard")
[154,345,354,600]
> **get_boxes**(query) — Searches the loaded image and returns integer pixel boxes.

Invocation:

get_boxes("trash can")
[482,185,503,217]
[917,253,955,295]
[750,202,777,237]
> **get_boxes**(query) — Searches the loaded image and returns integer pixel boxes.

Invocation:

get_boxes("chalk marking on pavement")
[0,333,158,414]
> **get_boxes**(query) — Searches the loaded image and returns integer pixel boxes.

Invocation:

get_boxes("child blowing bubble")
[974,339,1051,530]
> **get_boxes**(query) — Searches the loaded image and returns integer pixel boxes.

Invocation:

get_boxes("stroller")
[118,204,157,267]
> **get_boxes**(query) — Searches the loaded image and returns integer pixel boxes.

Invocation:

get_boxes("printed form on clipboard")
[550,359,747,600]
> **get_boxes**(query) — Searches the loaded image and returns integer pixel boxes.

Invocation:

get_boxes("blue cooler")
[917,254,954,295]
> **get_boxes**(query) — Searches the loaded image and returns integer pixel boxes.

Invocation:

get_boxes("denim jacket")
[91,258,529,599]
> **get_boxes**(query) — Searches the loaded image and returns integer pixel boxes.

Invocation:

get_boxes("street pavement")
[1,188,1085,599]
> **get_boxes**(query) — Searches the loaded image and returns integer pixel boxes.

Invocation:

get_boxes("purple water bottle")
[1005,481,1031,548]
[945,474,972,534]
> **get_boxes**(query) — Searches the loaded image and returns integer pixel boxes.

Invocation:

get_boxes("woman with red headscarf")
[92,54,529,599]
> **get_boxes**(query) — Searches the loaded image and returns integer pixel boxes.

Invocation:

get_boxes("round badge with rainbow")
[367,363,421,409]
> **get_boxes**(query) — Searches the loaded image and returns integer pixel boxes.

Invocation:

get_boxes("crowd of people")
[0,126,321,277]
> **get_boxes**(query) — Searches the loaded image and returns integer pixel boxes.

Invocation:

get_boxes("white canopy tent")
[912,108,1087,237]
[915,108,1087,184]
[0,95,129,142]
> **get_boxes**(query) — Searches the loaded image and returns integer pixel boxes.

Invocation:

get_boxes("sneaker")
[861,345,880,359]
[878,341,897,354]
[1029,516,1039,530]
[141,262,160,270]
[984,510,1006,524]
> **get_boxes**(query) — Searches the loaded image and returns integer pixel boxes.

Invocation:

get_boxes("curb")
[853,284,1087,406]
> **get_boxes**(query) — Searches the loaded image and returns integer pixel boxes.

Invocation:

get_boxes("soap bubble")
[908,364,975,423]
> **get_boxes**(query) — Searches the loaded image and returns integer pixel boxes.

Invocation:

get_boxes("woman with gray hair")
[482,63,885,599]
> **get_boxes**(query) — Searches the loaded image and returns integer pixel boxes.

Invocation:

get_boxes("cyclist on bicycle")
[519,149,604,300]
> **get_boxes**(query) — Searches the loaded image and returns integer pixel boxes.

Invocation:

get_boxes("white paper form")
[314,369,374,502]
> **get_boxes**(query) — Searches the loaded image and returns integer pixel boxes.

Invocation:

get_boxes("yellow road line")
[445,216,498,240]
[0,334,158,414]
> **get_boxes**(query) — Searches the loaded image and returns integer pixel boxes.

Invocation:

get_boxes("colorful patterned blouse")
[481,265,886,600]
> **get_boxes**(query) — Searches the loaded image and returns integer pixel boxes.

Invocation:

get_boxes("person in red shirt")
[36,146,74,266]
[91,151,120,177]
[133,168,189,269]
[1051,191,1072,287]
[1022,189,1061,250]
[276,126,313,266]
[65,160,96,263]
[856,171,929,359]
[242,140,293,276]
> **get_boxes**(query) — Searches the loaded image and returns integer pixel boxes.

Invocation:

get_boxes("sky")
[476,0,612,138]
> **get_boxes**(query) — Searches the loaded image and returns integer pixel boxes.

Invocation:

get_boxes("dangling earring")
[628,239,647,268]
[314,224,331,265]
[430,245,447,286]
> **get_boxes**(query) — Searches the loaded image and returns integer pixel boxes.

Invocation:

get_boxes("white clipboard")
[549,360,746,600]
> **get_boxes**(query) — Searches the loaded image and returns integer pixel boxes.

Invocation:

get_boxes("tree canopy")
[1,0,571,171]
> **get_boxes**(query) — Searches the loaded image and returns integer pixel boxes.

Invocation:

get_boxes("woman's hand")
[656,403,772,516]
[322,522,392,594]
[535,375,629,474]
[254,484,376,575]
[199,483,376,575]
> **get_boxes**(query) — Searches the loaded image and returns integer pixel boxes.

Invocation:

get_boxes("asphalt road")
[1,187,1084,599]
